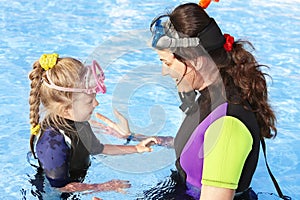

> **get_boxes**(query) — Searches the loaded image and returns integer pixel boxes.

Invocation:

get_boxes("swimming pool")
[0,0,299,199]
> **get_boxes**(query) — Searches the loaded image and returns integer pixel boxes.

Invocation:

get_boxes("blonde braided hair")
[28,54,85,157]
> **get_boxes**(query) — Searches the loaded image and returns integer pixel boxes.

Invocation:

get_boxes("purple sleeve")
[36,128,71,187]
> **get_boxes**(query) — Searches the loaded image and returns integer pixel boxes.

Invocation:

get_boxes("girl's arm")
[36,129,71,187]
[38,128,132,196]
[59,179,130,194]
[102,137,157,155]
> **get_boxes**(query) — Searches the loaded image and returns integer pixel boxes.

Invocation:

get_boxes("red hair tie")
[223,34,234,52]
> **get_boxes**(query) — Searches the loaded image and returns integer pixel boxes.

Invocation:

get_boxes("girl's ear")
[62,106,73,120]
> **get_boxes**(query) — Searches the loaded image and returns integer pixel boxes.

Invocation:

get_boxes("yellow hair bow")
[30,124,41,135]
[39,53,59,70]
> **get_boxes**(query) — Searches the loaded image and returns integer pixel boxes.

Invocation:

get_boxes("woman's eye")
[163,62,171,67]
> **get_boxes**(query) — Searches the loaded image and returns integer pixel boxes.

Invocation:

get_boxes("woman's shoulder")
[226,102,260,138]
[226,102,255,118]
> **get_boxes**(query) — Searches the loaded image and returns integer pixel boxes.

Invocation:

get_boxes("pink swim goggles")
[43,60,106,94]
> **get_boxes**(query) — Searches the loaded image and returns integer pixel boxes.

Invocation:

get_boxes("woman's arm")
[128,135,174,148]
[201,116,253,200]
[200,185,235,200]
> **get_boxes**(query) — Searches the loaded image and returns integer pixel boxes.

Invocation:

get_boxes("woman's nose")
[161,65,169,76]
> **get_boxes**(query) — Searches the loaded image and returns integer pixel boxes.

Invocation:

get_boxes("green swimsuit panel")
[202,116,253,189]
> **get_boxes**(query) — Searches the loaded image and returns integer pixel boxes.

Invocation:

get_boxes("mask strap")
[197,18,225,51]
[43,71,76,92]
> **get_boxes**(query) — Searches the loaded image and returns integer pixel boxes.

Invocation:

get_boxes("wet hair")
[28,57,86,157]
[167,3,276,138]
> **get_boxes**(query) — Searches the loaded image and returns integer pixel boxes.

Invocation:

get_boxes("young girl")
[28,53,156,195]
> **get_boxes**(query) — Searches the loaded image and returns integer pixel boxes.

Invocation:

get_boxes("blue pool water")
[0,0,299,199]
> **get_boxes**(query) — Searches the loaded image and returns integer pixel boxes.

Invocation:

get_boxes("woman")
[95,3,276,200]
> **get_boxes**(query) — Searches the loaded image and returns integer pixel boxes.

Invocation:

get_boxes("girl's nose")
[93,99,99,107]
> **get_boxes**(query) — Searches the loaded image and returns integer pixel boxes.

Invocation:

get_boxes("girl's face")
[66,93,99,122]
[156,50,204,92]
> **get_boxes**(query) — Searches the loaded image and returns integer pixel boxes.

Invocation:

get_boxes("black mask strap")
[197,18,225,52]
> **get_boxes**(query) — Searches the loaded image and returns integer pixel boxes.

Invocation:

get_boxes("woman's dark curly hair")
[167,3,276,138]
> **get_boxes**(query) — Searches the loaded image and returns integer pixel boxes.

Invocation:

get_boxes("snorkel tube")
[199,0,220,9]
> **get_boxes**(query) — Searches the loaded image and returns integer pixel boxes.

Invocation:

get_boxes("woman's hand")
[90,109,131,139]
[135,137,158,153]
[155,136,174,148]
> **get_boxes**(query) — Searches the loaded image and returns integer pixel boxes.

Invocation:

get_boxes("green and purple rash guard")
[36,120,104,188]
[180,103,252,188]
[174,89,260,197]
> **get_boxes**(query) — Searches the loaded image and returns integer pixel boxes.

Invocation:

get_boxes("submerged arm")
[58,179,130,194]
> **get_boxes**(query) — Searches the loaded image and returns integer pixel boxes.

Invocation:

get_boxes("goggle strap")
[152,17,225,51]
[43,71,81,92]
[155,35,200,49]
[85,66,92,91]
[169,37,200,48]
[197,18,225,51]
[43,67,103,94]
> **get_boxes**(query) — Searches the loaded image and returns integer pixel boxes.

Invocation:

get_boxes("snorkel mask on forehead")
[43,60,106,94]
[150,16,200,50]
[150,15,225,52]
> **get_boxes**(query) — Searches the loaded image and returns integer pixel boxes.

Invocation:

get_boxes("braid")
[28,61,44,157]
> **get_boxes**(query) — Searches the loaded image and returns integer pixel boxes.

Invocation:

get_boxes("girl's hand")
[94,179,131,193]
[91,179,131,200]
[59,179,131,194]
[91,109,131,139]
[135,137,158,153]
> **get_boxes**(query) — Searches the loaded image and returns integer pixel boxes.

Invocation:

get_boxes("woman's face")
[156,50,204,92]
[66,93,99,122]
